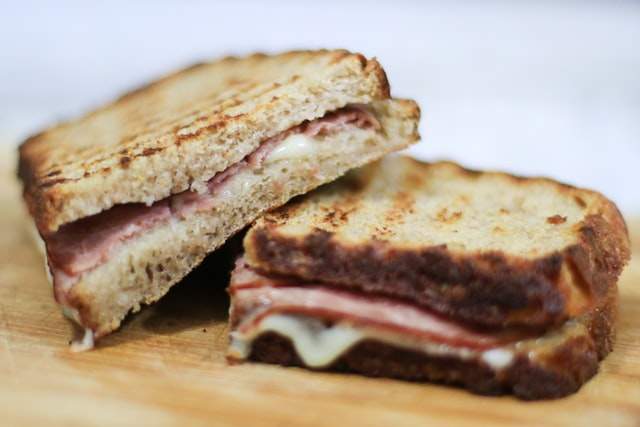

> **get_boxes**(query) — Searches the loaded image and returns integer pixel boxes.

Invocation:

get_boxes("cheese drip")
[229,314,515,370]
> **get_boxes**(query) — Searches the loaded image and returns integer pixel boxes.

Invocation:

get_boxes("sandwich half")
[18,50,420,346]
[228,156,630,399]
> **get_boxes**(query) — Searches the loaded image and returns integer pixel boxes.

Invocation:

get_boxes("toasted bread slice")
[19,50,390,233]
[44,100,420,340]
[244,157,630,329]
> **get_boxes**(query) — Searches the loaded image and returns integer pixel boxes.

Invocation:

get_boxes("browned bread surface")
[247,285,617,400]
[18,49,390,233]
[244,157,630,329]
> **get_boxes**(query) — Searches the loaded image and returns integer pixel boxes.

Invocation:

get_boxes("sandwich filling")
[41,105,380,308]
[228,259,543,370]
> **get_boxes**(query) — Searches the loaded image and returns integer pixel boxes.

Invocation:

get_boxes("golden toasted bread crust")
[244,158,630,329]
[18,50,391,233]
[247,285,617,400]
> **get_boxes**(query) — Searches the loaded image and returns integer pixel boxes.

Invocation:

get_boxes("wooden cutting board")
[1,150,639,427]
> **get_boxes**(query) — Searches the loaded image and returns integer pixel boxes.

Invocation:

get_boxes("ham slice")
[46,202,171,276]
[42,105,379,289]
[230,260,516,350]
[301,104,380,136]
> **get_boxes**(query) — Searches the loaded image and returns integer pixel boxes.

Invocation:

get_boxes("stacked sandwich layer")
[228,157,630,399]
[18,50,420,342]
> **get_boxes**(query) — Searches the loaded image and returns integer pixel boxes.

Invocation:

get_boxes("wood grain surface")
[1,151,639,427]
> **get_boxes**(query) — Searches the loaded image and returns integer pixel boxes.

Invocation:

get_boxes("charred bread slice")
[243,157,630,329]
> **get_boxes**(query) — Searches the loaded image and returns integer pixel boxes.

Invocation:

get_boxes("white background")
[1,0,639,214]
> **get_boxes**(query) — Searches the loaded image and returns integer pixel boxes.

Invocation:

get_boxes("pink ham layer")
[43,105,379,299]
[230,260,521,351]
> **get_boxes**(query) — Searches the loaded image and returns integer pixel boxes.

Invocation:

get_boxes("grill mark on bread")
[28,78,307,186]
[116,81,266,151]
[39,178,69,188]
[117,87,256,147]
[574,195,587,208]
[81,70,347,172]
[547,215,567,225]
[169,79,297,144]
[119,156,131,168]
[142,147,163,156]
[25,73,302,182]
[174,113,247,142]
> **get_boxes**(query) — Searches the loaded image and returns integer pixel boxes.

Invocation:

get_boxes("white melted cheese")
[481,348,514,369]
[269,315,361,367]
[264,134,317,164]
[229,314,515,370]
[213,135,315,201]
[214,168,260,203]
[229,314,363,367]
[70,328,95,352]
[62,306,96,352]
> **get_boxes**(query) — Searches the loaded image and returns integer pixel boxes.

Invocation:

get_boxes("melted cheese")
[216,134,316,200]
[214,168,260,203]
[264,134,317,164]
[481,348,514,369]
[229,315,363,367]
[70,328,95,352]
[229,314,515,370]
